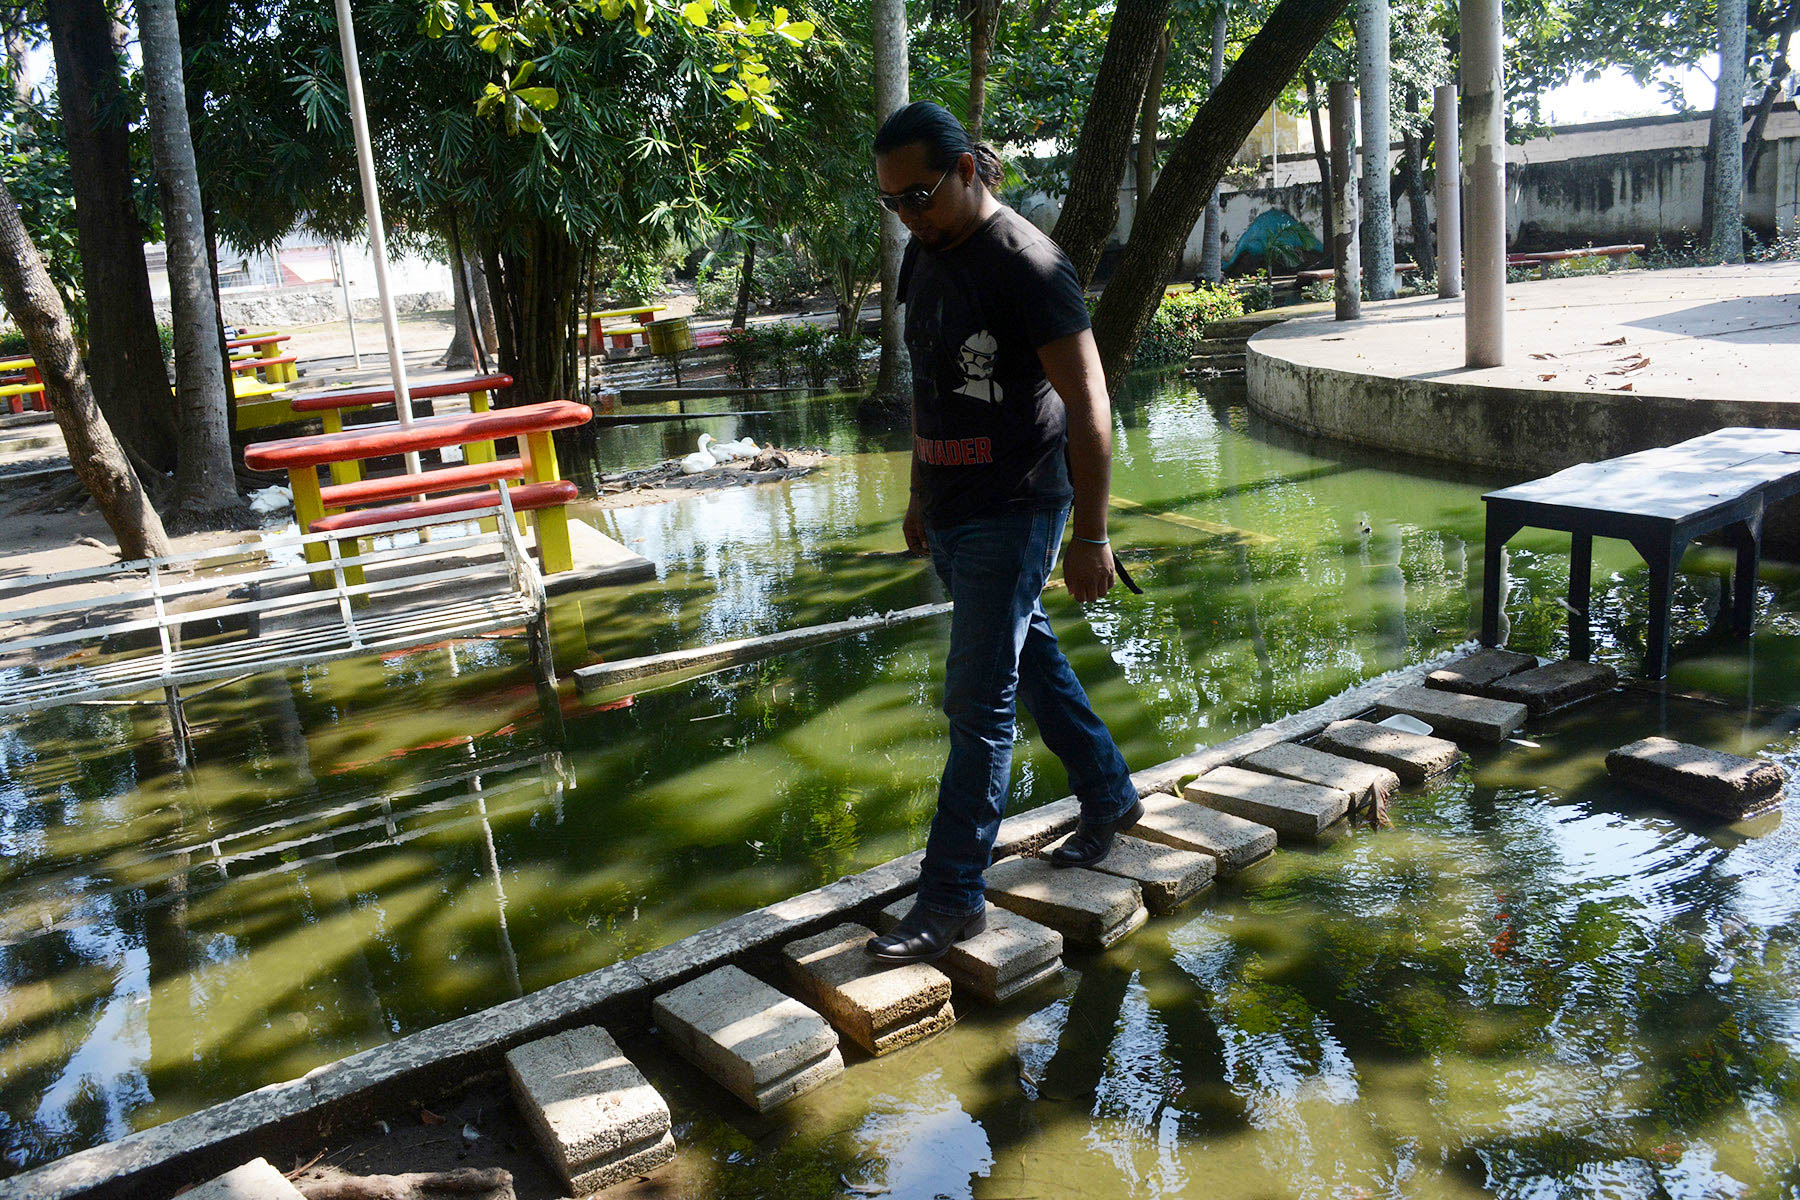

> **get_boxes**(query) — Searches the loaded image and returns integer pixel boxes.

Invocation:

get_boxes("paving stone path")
[984,856,1149,949]
[654,965,844,1112]
[782,923,956,1055]
[1315,718,1462,783]
[505,1025,676,1194]
[1425,647,1536,694]
[1373,685,1528,743]
[1484,659,1617,715]
[1236,741,1400,817]
[1182,765,1349,840]
[1132,790,1278,872]
[878,898,1065,1002]
[1606,736,1789,818]
[1038,833,1215,914]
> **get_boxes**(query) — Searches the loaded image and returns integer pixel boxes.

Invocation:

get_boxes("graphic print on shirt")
[952,331,1003,404]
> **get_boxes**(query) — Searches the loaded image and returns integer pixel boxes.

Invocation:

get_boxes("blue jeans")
[917,506,1137,916]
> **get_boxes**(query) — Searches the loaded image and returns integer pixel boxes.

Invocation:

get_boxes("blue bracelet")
[1074,535,1110,545]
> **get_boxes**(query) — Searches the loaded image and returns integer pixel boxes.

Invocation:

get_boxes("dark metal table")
[1481,427,1800,679]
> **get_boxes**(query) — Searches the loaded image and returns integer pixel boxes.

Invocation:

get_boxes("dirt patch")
[591,447,827,511]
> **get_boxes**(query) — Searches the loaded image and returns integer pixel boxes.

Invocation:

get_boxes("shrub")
[1300,278,1335,303]
[0,329,27,356]
[694,245,828,315]
[1134,284,1247,366]
[1234,277,1274,313]
[595,243,678,306]
[1750,229,1800,262]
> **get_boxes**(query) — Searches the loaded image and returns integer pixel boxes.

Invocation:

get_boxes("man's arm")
[1038,328,1116,603]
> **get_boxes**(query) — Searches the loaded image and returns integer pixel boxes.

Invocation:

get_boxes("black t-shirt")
[901,206,1090,529]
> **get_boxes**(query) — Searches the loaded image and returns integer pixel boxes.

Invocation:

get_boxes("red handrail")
[244,400,590,469]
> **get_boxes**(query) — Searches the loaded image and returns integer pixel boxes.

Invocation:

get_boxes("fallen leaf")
[1606,355,1651,374]
[1601,335,1627,345]
[1614,382,1636,391]
[1529,352,1558,360]
[1538,373,1557,381]
[420,1108,446,1126]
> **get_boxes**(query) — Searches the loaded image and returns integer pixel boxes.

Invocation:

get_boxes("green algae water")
[3,372,1800,1194]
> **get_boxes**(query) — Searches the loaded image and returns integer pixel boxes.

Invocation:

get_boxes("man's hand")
[1064,538,1115,602]
[903,496,929,556]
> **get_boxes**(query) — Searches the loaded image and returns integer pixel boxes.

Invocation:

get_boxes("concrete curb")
[1,648,1464,1200]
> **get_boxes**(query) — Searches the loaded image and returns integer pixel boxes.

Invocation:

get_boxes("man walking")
[867,102,1142,965]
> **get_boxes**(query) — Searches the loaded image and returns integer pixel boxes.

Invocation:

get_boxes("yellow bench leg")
[466,390,497,465]
[321,410,362,486]
[290,466,336,586]
[523,429,573,574]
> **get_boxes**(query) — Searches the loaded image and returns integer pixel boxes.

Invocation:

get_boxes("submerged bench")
[1482,427,1800,679]
[244,399,592,575]
[0,487,553,766]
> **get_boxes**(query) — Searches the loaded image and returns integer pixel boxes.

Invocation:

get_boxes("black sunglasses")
[877,167,953,214]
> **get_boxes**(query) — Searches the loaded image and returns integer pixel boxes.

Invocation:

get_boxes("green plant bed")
[1133,285,1249,367]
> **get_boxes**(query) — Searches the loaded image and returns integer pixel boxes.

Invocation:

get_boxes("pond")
[2,371,1798,1192]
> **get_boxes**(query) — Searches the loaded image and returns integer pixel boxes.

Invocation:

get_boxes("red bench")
[287,373,513,485]
[1507,244,1644,278]
[312,480,577,533]
[244,399,591,577]
[228,332,297,382]
[230,354,299,380]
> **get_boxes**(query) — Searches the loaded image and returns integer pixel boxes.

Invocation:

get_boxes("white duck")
[706,433,741,463]
[726,436,762,458]
[681,435,719,475]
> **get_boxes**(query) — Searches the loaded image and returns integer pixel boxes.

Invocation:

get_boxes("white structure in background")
[142,230,453,308]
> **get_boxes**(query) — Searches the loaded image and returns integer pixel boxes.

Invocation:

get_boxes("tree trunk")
[873,0,912,406]
[1745,14,1795,190]
[1708,0,1748,262]
[968,0,1004,143]
[1355,0,1395,298]
[6,27,37,106]
[470,256,500,354]
[1090,0,1352,379]
[1050,0,1174,284]
[46,0,180,474]
[1402,89,1431,271]
[0,179,169,559]
[486,219,581,406]
[1135,26,1171,207]
[443,246,477,369]
[733,238,756,328]
[1198,2,1231,282]
[1306,69,1334,265]
[138,0,245,530]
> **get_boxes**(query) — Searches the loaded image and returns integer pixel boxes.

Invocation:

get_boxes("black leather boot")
[865,901,988,963]
[1049,798,1145,868]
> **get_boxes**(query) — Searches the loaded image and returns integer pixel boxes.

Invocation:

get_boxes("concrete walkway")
[1252,261,1799,413]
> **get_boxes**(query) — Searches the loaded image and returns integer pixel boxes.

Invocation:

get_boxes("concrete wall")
[1021,106,1800,275]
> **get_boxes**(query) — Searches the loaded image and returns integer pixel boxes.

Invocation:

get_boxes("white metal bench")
[0,483,555,765]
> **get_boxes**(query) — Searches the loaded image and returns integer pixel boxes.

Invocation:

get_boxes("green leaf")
[730,0,756,19]
[681,0,712,25]
[513,86,560,110]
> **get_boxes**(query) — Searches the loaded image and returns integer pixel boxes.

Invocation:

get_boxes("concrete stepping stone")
[653,964,843,1112]
[878,897,1064,1002]
[1132,790,1277,874]
[1373,685,1527,743]
[1315,718,1461,783]
[1182,764,1349,841]
[1425,647,1537,695]
[1039,833,1214,914]
[1483,659,1617,715]
[984,855,1148,950]
[187,1158,305,1200]
[1236,741,1400,817]
[1606,736,1789,819]
[505,1025,675,1195]
[782,923,955,1056]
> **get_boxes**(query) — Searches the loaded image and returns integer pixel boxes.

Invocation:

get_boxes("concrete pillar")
[1434,82,1463,299]
[1461,0,1505,367]
[1330,82,1362,322]
[1355,0,1395,299]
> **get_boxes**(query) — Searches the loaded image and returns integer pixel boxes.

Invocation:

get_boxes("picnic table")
[227,331,298,382]
[579,305,668,351]
[1481,427,1800,679]
[244,399,592,577]
[1506,244,1644,279]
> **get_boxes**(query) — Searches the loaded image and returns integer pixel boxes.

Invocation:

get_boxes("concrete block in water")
[186,1159,305,1200]
[1484,659,1617,715]
[653,965,843,1112]
[781,923,954,1056]
[1236,741,1400,816]
[505,1025,675,1195]
[1315,719,1462,783]
[1425,647,1537,695]
[878,898,1064,1002]
[1181,764,1349,840]
[1039,833,1214,913]
[1606,736,1789,819]
[1373,685,1527,743]
[1131,791,1277,873]
[984,856,1148,949]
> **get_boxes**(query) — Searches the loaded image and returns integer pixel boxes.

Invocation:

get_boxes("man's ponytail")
[876,102,1007,192]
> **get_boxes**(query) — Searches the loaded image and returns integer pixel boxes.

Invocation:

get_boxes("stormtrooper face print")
[953,330,1002,404]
